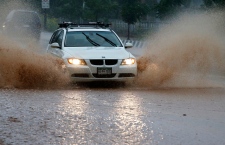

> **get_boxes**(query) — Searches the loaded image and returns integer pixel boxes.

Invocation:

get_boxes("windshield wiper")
[82,32,100,46]
[96,33,117,47]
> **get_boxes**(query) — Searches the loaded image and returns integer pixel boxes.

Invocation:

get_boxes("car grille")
[90,60,103,65]
[92,73,116,78]
[105,60,118,65]
[90,59,118,65]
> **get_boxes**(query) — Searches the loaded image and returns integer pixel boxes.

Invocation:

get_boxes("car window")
[56,31,64,47]
[64,31,122,47]
[49,30,62,44]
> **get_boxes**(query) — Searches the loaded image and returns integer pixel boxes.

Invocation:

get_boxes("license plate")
[97,67,112,75]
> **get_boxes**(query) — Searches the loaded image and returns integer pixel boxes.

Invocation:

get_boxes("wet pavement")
[0,87,225,145]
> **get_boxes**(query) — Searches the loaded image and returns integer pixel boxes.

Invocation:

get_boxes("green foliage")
[156,0,191,19]
[3,0,224,37]
[46,17,58,32]
[203,0,214,8]
[38,15,58,32]
[144,0,159,18]
[84,0,119,22]
[48,0,83,22]
[121,0,150,24]
[120,0,150,39]
[203,0,225,8]
[2,0,225,23]
[213,0,225,7]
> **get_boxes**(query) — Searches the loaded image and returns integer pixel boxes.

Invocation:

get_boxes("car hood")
[63,47,132,59]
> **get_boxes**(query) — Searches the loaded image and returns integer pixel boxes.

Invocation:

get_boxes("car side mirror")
[125,42,133,49]
[51,42,60,48]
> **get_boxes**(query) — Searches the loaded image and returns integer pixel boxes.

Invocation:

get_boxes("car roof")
[6,9,40,21]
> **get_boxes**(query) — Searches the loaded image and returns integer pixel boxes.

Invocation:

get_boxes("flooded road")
[0,87,225,145]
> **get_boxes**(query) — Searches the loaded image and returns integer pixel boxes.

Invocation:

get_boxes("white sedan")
[47,22,137,82]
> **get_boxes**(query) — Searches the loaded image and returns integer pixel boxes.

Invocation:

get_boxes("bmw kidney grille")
[90,59,118,65]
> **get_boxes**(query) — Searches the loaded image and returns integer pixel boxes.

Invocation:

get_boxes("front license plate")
[97,67,112,75]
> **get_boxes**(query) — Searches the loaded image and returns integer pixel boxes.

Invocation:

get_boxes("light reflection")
[60,91,88,115]
[114,92,153,144]
[54,91,89,144]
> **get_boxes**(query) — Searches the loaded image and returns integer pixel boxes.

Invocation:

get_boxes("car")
[47,22,137,83]
[2,10,41,40]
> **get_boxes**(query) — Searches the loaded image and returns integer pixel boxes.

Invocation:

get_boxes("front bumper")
[66,59,137,82]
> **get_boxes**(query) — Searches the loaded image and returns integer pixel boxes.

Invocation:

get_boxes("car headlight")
[67,58,86,65]
[121,58,136,65]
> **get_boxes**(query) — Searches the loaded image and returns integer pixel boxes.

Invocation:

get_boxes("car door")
[47,29,65,58]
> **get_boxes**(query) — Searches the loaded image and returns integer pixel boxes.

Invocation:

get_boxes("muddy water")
[136,11,225,88]
[0,36,70,89]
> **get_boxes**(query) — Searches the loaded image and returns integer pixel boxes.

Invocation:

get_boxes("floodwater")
[0,10,225,145]
[1,88,225,144]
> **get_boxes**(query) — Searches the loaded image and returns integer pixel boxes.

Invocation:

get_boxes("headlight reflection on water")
[60,92,88,115]
[54,91,164,144]
[114,92,152,144]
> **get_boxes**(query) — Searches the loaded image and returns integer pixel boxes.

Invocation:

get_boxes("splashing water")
[0,36,70,89]
[1,9,225,89]
[136,11,225,88]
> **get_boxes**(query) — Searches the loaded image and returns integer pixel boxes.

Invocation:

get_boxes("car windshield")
[64,31,123,47]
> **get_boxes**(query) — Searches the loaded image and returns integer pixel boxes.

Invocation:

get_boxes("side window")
[56,31,64,47]
[49,30,63,44]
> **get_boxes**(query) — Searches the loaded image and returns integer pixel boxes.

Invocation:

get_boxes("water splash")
[0,36,70,89]
[136,11,225,88]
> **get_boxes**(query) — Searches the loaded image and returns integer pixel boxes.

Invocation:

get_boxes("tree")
[203,0,214,8]
[83,0,119,22]
[121,0,149,39]
[49,0,83,22]
[156,0,191,20]
[203,0,225,8]
[47,0,80,20]
[44,0,119,22]
[145,0,159,19]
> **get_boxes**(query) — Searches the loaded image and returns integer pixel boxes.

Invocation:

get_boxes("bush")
[39,14,58,32]
[46,17,58,32]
